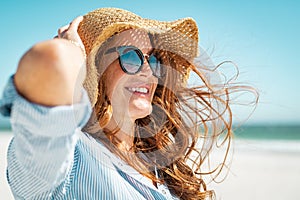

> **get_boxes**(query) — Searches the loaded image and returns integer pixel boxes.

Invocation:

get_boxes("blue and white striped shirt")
[0,76,178,200]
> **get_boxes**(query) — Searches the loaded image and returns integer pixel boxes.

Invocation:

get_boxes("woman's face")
[103,30,158,122]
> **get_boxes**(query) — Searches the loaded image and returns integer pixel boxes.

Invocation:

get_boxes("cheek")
[105,63,125,99]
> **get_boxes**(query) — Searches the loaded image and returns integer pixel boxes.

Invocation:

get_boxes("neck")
[103,117,135,151]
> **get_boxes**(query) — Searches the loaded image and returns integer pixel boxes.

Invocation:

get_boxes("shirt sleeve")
[0,75,92,199]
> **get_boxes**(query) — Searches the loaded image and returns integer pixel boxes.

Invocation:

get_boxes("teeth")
[128,87,148,94]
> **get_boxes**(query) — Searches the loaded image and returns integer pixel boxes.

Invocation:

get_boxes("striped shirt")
[0,76,178,200]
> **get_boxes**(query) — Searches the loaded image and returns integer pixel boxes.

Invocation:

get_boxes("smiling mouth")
[126,87,149,94]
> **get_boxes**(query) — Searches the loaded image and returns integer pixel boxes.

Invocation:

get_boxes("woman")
[0,8,257,200]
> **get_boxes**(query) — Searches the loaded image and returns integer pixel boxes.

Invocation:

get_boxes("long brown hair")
[86,33,258,200]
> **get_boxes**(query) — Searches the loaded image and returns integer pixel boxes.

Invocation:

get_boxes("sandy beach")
[1,131,300,200]
[211,140,300,200]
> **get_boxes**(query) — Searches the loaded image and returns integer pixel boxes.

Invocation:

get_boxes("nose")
[138,55,153,77]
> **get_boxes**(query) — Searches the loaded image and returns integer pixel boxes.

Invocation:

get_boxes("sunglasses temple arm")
[104,47,118,55]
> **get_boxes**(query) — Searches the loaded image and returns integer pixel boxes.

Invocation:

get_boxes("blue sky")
[0,0,299,125]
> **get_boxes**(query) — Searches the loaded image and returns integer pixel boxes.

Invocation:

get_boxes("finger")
[68,16,84,31]
[58,24,70,35]
[59,29,68,38]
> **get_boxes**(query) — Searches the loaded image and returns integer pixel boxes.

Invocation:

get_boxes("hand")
[15,16,87,106]
[55,16,86,57]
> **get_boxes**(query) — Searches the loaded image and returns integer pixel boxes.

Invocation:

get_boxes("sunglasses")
[105,45,165,78]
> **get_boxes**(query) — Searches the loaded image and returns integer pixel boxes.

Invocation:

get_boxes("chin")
[130,104,153,120]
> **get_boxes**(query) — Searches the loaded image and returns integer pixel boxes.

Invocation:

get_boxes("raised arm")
[3,16,92,199]
[14,16,86,106]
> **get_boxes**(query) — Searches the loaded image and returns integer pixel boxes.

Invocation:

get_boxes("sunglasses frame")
[105,45,165,78]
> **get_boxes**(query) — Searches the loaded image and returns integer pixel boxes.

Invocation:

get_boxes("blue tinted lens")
[149,55,164,78]
[118,47,143,74]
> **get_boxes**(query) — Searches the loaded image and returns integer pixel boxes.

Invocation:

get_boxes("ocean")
[232,125,300,154]
[1,121,300,153]
[233,125,300,140]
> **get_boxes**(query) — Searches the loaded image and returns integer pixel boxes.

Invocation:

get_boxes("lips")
[127,87,149,94]
[125,83,152,96]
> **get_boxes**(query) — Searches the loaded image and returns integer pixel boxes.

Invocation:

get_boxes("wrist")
[67,39,87,59]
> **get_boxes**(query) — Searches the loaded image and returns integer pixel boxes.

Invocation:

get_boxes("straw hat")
[77,7,199,106]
